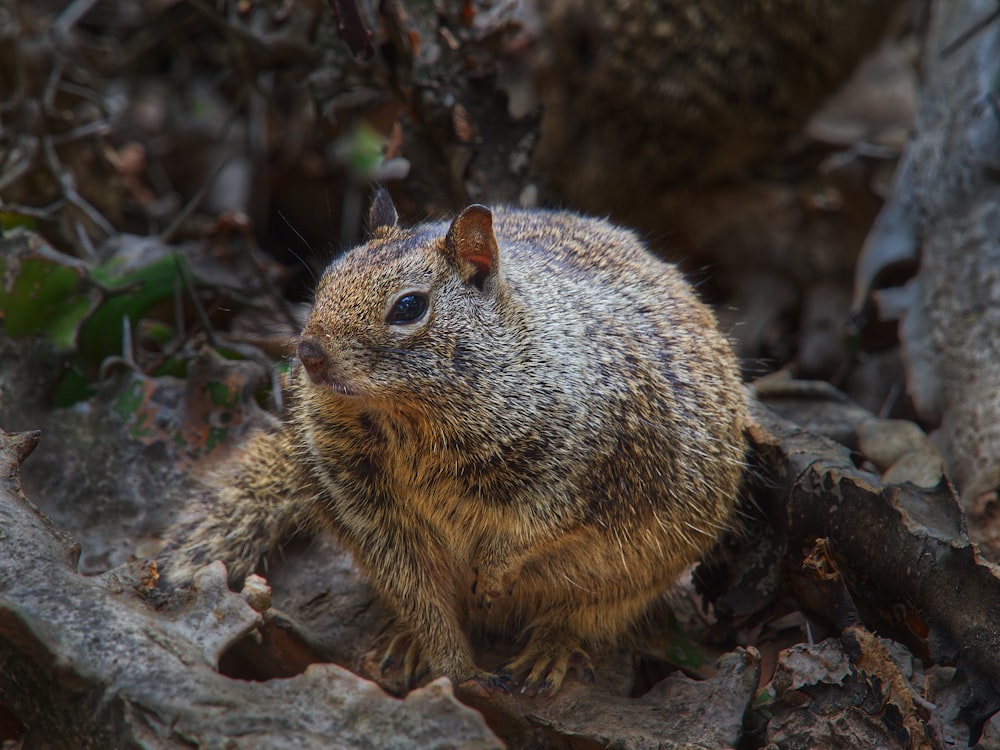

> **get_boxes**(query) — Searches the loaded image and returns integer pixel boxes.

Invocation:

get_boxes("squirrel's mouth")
[324,377,361,397]
[304,369,363,397]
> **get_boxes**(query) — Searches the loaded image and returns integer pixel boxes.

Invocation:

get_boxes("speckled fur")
[159,199,749,694]
[536,0,900,213]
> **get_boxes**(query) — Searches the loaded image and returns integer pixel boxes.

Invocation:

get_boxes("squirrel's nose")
[297,338,328,384]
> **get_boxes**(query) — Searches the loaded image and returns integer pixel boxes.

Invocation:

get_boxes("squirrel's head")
[296,189,509,412]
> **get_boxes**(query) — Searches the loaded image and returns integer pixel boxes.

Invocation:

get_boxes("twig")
[940,4,1000,58]
[41,58,64,113]
[135,261,199,378]
[5,236,91,272]
[50,118,114,146]
[56,80,111,112]
[74,219,97,259]
[0,137,37,192]
[157,153,230,245]
[877,378,903,420]
[53,0,100,37]
[0,132,32,184]
[98,315,139,383]
[0,199,67,220]
[158,87,248,244]
[40,135,116,236]
[174,254,219,348]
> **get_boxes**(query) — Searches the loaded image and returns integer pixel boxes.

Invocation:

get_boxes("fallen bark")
[749,395,1000,743]
[0,429,502,750]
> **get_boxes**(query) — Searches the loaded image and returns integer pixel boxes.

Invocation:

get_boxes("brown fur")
[535,0,900,216]
[159,196,749,694]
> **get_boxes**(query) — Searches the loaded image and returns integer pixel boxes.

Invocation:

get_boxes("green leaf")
[53,364,95,407]
[77,253,183,365]
[0,211,39,232]
[345,123,385,176]
[0,256,95,350]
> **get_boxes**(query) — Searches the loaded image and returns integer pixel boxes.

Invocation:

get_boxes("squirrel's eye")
[387,293,428,324]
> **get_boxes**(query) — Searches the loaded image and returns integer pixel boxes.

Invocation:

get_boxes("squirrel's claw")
[497,637,595,696]
[379,630,429,691]
[458,671,515,698]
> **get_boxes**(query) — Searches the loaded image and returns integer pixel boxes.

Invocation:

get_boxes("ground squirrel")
[535,0,900,217]
[159,190,749,695]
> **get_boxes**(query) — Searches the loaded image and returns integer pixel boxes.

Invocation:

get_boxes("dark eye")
[387,293,428,324]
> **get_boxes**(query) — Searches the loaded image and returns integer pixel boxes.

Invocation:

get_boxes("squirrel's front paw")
[155,543,209,591]
[377,629,430,693]
[471,566,517,608]
[374,627,494,697]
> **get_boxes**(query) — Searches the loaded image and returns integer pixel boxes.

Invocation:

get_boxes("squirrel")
[158,189,750,695]
[533,0,901,220]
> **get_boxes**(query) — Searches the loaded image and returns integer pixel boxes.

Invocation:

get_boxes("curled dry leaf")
[764,629,933,750]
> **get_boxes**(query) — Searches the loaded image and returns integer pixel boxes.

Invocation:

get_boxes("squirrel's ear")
[444,204,498,285]
[367,186,399,235]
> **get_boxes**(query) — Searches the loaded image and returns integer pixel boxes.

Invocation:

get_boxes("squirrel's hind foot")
[497,633,596,696]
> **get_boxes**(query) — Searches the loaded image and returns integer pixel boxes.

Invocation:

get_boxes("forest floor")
[3,0,1000,748]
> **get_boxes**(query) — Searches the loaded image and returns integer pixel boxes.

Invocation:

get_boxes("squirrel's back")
[490,206,746,480]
